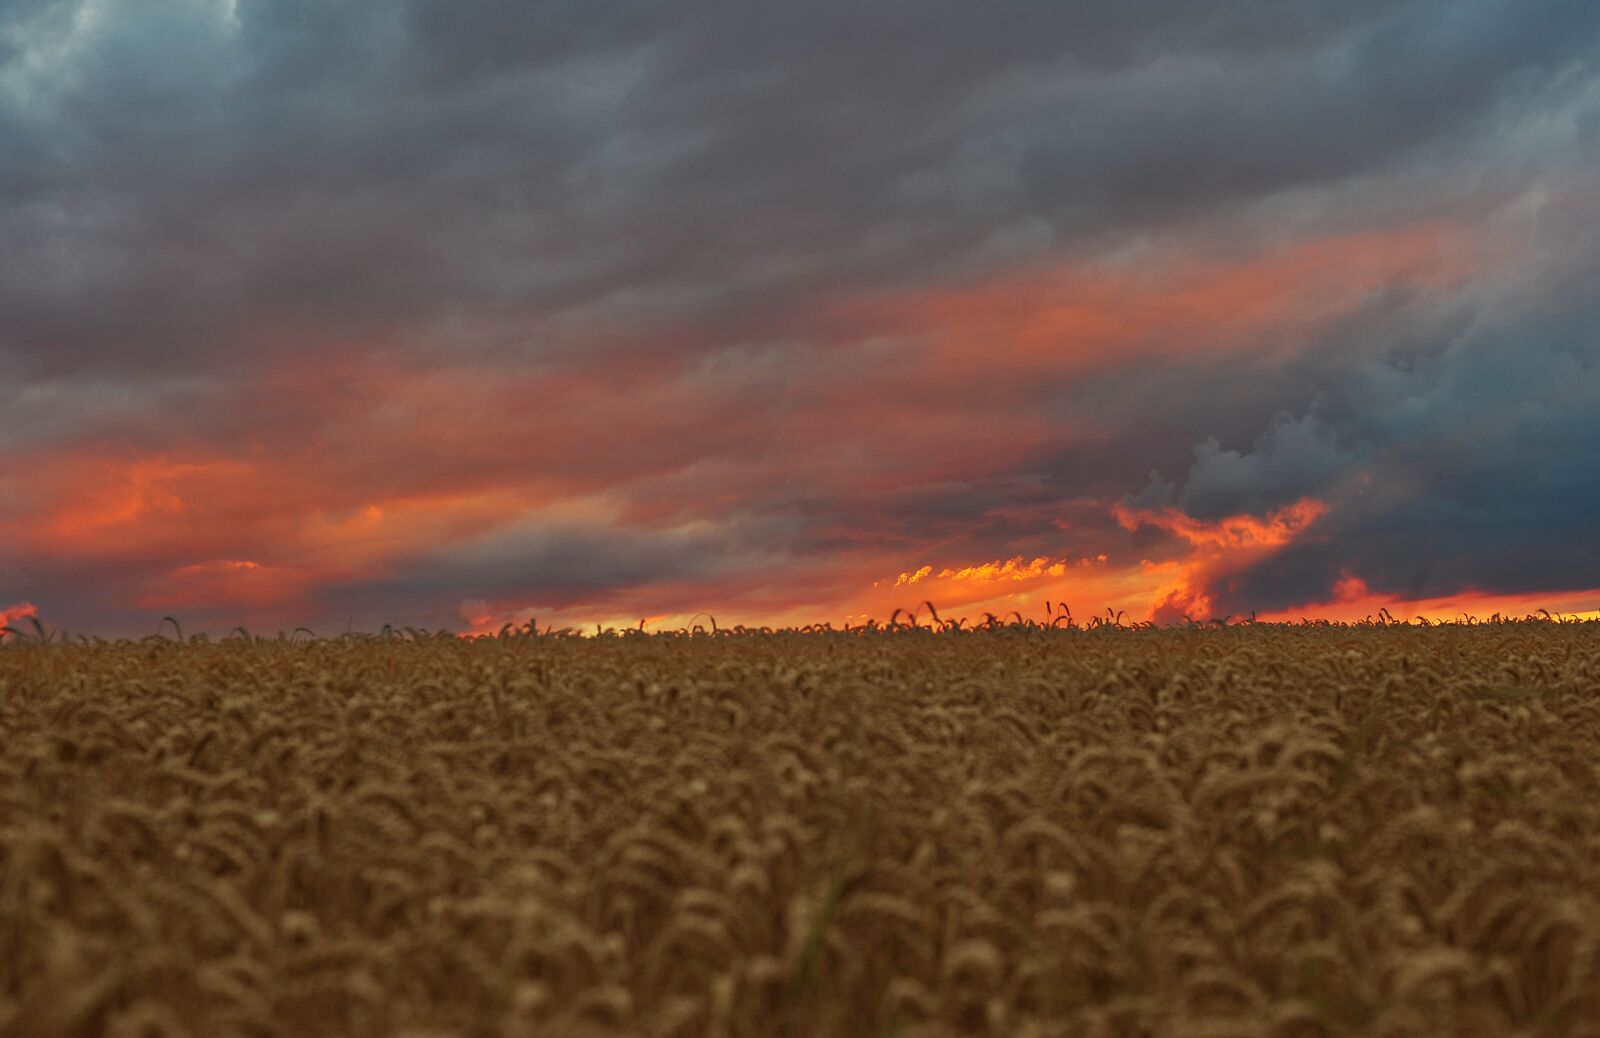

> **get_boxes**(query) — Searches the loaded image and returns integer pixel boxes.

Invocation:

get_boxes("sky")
[3,0,1600,637]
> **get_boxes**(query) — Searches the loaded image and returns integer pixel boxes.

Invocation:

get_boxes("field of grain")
[2,619,1599,1037]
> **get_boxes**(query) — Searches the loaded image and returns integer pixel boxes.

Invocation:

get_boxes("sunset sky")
[4,1,1600,636]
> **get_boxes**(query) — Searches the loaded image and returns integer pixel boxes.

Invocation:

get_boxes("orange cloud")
[893,553,1110,587]
[22,456,259,557]
[1112,497,1329,550]
[1,601,39,634]
[1112,497,1330,622]
[1332,570,1371,603]
[832,221,1484,389]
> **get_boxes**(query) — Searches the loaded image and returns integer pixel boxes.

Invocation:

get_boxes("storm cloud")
[3,0,1599,633]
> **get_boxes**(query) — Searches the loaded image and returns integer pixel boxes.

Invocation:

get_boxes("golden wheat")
[1,619,1598,1037]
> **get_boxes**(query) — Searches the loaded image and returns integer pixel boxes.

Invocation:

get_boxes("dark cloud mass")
[2,0,1599,632]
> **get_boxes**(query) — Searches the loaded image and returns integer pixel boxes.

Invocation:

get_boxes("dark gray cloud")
[6,0,1593,379]
[1155,184,1600,612]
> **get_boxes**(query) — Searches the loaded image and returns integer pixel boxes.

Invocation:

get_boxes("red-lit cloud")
[829,223,1480,390]
[1112,498,1330,623]
[1,601,39,630]
[1113,497,1329,551]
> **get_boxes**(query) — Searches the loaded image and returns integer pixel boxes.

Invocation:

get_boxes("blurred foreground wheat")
[2,620,1598,1037]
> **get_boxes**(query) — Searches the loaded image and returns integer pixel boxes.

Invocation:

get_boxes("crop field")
[2,619,1599,1038]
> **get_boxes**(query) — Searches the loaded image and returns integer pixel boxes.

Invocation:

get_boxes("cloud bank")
[3,0,1599,633]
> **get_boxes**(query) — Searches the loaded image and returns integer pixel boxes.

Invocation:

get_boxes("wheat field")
[2,619,1598,1037]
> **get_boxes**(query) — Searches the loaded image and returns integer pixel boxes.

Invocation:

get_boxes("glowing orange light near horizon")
[893,553,1110,587]
[1,601,39,628]
[1255,585,1600,625]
